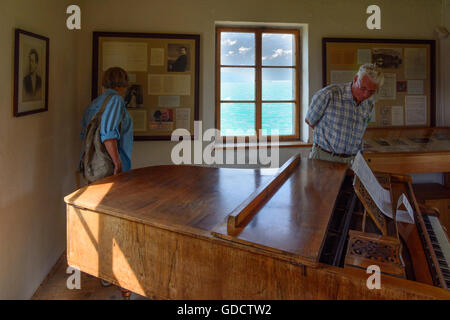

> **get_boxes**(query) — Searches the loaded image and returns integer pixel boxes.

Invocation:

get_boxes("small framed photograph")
[14,29,49,117]
[167,44,190,72]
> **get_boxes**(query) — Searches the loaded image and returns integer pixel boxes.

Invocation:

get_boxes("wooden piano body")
[64,156,450,299]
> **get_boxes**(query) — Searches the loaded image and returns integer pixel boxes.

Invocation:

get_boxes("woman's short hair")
[102,67,129,89]
[356,63,384,87]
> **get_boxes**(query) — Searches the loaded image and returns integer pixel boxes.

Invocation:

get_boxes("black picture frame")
[14,28,49,117]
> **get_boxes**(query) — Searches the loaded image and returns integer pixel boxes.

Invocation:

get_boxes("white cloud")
[221,39,237,46]
[225,50,235,56]
[270,48,292,59]
[238,46,251,54]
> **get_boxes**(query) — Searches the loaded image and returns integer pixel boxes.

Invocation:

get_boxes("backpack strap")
[92,93,114,121]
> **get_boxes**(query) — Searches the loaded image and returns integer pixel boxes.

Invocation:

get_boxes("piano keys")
[64,156,450,299]
[423,214,450,288]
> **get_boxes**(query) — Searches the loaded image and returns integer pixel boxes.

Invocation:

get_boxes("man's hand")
[104,139,122,175]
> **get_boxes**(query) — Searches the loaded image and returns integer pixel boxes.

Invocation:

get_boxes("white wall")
[77,0,445,168]
[0,0,79,299]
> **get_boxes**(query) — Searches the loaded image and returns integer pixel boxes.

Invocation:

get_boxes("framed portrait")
[92,32,200,140]
[14,29,49,117]
[167,44,190,72]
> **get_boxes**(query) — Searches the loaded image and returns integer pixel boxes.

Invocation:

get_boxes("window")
[216,27,301,141]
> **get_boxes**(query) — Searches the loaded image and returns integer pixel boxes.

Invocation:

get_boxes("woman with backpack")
[80,67,133,182]
[79,67,134,295]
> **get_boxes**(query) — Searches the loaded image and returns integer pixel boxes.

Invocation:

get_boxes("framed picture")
[13,29,49,117]
[92,32,200,140]
[322,38,435,128]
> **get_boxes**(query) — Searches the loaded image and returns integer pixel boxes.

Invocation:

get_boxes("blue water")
[221,81,294,136]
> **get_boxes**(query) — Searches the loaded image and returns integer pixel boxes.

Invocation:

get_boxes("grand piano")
[64,155,450,299]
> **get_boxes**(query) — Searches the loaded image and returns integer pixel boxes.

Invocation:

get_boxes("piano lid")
[212,158,348,267]
[65,164,277,233]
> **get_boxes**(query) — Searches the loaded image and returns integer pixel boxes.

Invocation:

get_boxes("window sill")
[213,141,312,150]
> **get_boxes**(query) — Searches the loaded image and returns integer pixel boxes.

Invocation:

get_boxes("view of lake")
[220,81,295,136]
[219,32,297,136]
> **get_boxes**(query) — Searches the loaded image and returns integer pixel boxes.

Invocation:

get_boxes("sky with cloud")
[220,32,295,82]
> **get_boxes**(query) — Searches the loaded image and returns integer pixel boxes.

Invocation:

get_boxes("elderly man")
[305,63,384,164]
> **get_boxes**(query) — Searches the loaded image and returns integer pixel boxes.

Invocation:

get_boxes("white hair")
[356,63,384,87]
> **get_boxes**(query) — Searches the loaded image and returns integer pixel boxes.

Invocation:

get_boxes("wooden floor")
[32,255,148,300]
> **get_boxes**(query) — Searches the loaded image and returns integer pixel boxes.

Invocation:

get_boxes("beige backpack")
[81,94,115,183]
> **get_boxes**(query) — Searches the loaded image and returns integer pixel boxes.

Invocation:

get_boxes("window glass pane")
[262,103,295,136]
[262,68,295,101]
[220,32,255,66]
[262,33,295,66]
[221,67,255,101]
[220,103,255,136]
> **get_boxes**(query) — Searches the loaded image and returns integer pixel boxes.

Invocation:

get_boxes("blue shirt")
[305,82,374,155]
[81,89,133,172]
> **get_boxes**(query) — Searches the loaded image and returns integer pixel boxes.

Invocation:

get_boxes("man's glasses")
[357,81,377,95]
